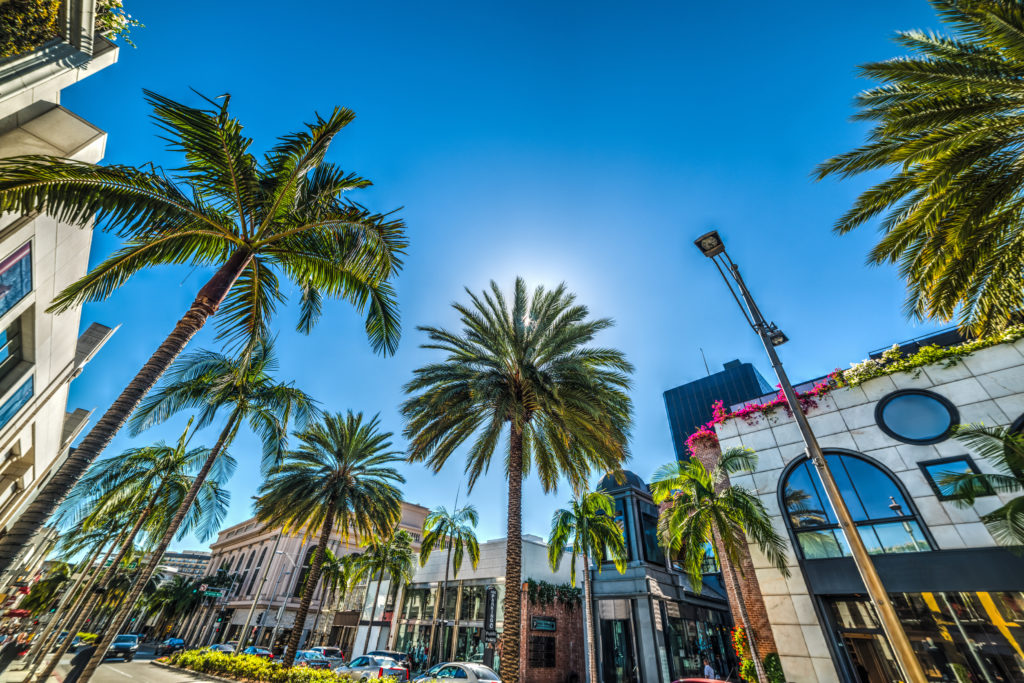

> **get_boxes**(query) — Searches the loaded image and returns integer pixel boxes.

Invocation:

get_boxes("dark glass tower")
[663,359,773,460]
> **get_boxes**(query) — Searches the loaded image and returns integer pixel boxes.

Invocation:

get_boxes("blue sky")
[61,0,948,551]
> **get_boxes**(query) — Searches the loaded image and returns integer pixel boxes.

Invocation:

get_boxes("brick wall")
[518,584,585,683]
[691,439,778,660]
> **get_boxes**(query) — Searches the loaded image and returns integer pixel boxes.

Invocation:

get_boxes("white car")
[208,643,236,653]
[310,646,345,667]
[334,654,408,680]
[422,663,501,683]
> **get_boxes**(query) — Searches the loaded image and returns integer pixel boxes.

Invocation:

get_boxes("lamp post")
[267,551,298,653]
[694,230,927,683]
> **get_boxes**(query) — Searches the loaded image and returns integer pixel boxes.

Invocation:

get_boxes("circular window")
[875,390,958,444]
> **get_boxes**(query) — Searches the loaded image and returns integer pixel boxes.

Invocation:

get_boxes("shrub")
[77,632,98,643]
[763,652,786,683]
[169,649,384,683]
[0,0,60,59]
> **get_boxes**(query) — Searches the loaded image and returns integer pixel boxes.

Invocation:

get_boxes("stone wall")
[714,339,1024,682]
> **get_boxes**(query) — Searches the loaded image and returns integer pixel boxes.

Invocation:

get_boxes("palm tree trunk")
[499,425,524,683]
[363,572,384,656]
[712,520,766,683]
[34,497,157,683]
[433,541,452,665]
[76,413,240,683]
[583,553,597,683]
[308,578,329,648]
[283,511,335,667]
[25,532,120,674]
[0,249,252,576]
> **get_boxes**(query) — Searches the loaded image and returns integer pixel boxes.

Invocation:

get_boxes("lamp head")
[694,230,725,258]
[767,325,788,347]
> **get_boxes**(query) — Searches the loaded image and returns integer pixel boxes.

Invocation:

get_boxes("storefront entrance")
[600,618,637,683]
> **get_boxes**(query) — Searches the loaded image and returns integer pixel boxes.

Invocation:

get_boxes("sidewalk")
[0,661,62,683]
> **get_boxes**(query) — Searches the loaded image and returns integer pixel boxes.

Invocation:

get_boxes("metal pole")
[257,566,290,647]
[722,255,927,683]
[237,534,283,651]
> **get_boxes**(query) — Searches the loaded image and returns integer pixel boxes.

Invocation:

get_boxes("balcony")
[0,0,118,125]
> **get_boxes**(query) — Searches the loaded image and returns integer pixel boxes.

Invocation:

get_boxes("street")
[48,646,206,683]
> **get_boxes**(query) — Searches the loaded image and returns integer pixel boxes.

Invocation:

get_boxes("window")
[293,547,316,597]
[639,501,665,565]
[875,390,958,444]
[604,497,631,563]
[0,244,31,320]
[918,456,994,501]
[401,587,435,621]
[0,377,32,431]
[528,635,556,668]
[459,585,485,621]
[0,317,23,386]
[782,452,931,560]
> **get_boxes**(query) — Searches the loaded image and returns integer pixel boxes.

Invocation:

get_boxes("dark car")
[53,633,84,653]
[156,638,185,656]
[106,634,139,662]
[242,646,273,659]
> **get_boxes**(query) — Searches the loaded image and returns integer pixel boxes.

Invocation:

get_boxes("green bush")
[0,0,60,59]
[77,632,98,644]
[763,652,786,683]
[169,650,388,683]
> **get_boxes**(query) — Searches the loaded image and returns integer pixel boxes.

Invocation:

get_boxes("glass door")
[600,618,637,683]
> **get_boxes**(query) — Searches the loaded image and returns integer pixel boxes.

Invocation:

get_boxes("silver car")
[334,654,408,680]
[423,663,501,683]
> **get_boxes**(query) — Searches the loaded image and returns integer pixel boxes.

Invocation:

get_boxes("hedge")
[168,650,397,683]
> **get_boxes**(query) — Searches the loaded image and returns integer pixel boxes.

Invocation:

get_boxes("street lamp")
[237,533,285,652]
[268,551,298,652]
[695,230,927,683]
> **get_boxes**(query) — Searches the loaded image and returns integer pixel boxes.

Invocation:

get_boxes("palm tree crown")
[945,424,1024,544]
[816,0,1024,334]
[547,491,627,587]
[419,505,480,577]
[650,448,789,593]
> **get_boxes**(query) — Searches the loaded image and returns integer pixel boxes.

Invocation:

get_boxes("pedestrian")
[0,631,22,673]
[63,643,98,683]
[703,657,716,680]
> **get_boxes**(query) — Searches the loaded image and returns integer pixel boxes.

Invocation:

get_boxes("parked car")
[334,655,409,680]
[242,646,273,659]
[208,643,235,653]
[53,633,84,653]
[156,637,185,656]
[309,646,344,667]
[672,679,729,683]
[413,663,446,682]
[367,650,411,679]
[295,650,331,669]
[418,663,501,682]
[106,634,139,662]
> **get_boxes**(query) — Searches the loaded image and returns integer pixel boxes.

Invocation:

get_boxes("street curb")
[150,660,236,683]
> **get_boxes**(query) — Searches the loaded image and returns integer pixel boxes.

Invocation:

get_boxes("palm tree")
[255,411,405,667]
[78,340,317,674]
[547,490,627,683]
[941,424,1024,545]
[38,425,231,683]
[0,89,406,576]
[353,528,415,657]
[418,503,479,664]
[402,277,633,683]
[815,0,1024,335]
[308,548,356,646]
[20,562,71,616]
[650,448,790,683]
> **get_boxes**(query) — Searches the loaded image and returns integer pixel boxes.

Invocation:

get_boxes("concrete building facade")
[0,0,118,591]
[712,335,1024,682]
[160,550,211,581]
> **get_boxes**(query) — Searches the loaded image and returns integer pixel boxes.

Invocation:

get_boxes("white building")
[710,331,1024,683]
[0,0,118,591]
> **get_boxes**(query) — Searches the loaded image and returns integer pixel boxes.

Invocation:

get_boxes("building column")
[691,439,778,661]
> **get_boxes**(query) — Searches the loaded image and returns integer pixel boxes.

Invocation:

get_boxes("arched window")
[781,451,931,560]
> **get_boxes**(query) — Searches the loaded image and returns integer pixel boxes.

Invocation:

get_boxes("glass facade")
[661,602,735,682]
[828,592,1024,682]
[0,244,31,321]
[783,453,931,559]
[394,580,503,674]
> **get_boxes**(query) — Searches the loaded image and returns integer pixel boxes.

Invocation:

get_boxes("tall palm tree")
[308,548,356,646]
[78,340,317,674]
[255,411,404,667]
[39,426,231,683]
[20,562,71,616]
[942,424,1024,544]
[0,89,406,575]
[815,0,1024,335]
[402,278,633,683]
[353,528,415,657]
[650,448,790,683]
[418,503,479,664]
[547,490,627,683]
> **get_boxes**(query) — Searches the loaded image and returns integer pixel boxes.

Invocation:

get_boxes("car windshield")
[113,636,136,644]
